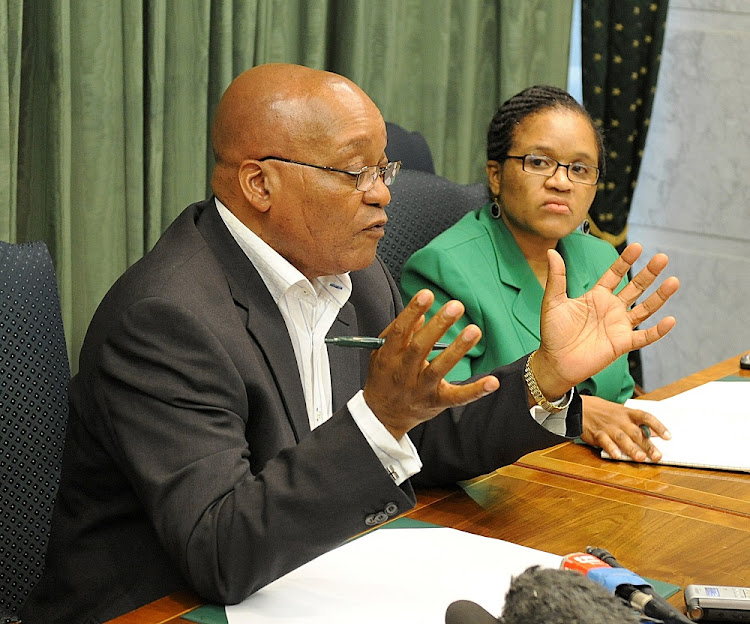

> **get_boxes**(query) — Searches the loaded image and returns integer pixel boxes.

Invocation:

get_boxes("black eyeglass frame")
[257,156,401,191]
[503,154,600,186]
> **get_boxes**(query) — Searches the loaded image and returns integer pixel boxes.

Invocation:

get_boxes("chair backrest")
[385,122,436,174]
[378,169,490,284]
[0,241,70,614]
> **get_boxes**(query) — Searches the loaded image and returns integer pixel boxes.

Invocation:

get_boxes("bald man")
[21,64,677,623]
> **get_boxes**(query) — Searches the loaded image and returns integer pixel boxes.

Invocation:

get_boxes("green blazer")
[400,204,634,403]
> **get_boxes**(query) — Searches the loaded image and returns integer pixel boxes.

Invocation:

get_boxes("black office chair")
[0,241,70,615]
[385,122,436,174]
[379,169,490,284]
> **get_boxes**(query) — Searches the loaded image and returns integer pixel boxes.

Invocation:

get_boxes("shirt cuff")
[530,388,573,437]
[347,390,423,485]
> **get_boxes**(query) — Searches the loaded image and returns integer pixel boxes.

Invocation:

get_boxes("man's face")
[259,93,391,280]
[489,109,598,243]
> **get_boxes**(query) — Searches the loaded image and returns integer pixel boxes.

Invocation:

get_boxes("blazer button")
[364,514,379,526]
[384,502,399,516]
[373,511,389,524]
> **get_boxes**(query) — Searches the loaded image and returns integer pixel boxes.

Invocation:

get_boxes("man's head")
[211,63,395,280]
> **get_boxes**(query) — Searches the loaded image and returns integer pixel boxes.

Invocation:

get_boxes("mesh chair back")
[0,241,69,613]
[379,169,490,284]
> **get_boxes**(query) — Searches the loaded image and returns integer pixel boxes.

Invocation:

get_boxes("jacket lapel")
[196,200,311,442]
[327,301,363,413]
[483,213,543,341]
[557,234,594,297]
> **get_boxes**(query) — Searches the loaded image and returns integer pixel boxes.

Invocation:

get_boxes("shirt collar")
[214,197,352,305]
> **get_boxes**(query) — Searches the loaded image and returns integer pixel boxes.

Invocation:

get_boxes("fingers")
[594,422,663,463]
[639,411,672,441]
[595,243,643,292]
[629,315,677,350]
[384,291,471,369]
[381,289,435,352]
[628,276,680,327]
[441,374,501,406]
[617,251,671,308]
[542,249,568,308]
[581,398,665,462]
[366,289,501,439]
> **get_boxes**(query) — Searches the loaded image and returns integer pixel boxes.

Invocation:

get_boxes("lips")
[543,200,571,214]
[362,220,387,236]
[365,218,387,231]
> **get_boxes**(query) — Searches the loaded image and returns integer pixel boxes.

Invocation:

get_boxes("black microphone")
[444,599,498,624]
[586,546,693,624]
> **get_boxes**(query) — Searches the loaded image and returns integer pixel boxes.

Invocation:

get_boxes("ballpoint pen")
[324,336,451,350]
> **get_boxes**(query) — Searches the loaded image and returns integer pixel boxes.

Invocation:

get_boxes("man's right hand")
[362,289,500,440]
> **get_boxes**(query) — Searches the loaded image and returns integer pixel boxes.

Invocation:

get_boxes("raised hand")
[533,243,680,400]
[363,289,499,440]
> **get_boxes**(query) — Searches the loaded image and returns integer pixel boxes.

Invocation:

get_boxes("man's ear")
[238,159,272,212]
[486,160,502,197]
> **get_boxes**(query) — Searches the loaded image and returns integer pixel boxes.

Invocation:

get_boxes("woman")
[400,85,669,462]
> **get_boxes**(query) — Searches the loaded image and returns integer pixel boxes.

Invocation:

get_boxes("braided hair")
[486,85,606,179]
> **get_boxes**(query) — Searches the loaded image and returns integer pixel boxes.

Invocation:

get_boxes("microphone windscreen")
[445,599,499,624]
[500,566,643,624]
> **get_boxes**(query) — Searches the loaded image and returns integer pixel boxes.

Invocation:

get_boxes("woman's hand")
[580,394,671,462]
[532,243,680,400]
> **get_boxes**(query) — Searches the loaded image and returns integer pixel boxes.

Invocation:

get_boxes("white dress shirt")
[215,199,421,484]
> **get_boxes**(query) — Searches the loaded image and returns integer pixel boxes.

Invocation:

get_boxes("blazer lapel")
[196,201,311,442]
[327,301,363,413]
[483,213,543,340]
[558,235,594,297]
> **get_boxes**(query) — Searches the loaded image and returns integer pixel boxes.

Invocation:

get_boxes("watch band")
[524,351,565,414]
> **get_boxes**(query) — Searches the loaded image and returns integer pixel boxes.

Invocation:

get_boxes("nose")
[546,164,574,189]
[365,175,392,208]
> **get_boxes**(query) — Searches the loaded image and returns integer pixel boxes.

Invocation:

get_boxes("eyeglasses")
[504,154,600,185]
[258,156,401,192]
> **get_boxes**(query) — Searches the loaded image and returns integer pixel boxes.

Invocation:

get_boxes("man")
[21,64,678,624]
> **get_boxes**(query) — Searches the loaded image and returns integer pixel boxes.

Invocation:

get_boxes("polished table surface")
[107,354,750,623]
[517,354,750,518]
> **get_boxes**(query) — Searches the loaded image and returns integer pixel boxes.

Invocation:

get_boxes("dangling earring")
[490,198,501,219]
[579,218,590,235]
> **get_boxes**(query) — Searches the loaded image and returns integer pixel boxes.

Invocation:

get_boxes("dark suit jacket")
[21,199,581,624]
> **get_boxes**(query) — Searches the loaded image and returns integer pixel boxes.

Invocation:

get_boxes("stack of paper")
[601,381,750,472]
[225,526,561,624]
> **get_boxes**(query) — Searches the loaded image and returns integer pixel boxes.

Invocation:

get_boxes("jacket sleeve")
[409,356,583,487]
[90,296,416,604]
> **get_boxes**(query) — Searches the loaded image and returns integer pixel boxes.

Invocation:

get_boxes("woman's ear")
[486,160,502,197]
[238,160,272,213]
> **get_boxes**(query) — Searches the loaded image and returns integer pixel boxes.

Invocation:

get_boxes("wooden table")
[517,354,750,518]
[107,354,750,623]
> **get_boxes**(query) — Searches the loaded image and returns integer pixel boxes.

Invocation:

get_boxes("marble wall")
[629,0,750,390]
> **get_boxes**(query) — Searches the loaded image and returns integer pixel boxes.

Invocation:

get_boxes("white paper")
[601,381,750,472]
[225,527,561,624]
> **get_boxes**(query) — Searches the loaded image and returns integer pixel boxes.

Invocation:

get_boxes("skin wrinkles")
[210,64,390,281]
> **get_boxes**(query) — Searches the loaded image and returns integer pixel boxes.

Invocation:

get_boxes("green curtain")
[4,0,572,372]
[581,0,668,250]
[1,0,22,242]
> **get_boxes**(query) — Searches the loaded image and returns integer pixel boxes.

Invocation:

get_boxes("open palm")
[536,243,679,394]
